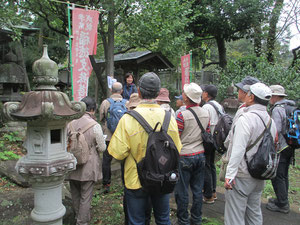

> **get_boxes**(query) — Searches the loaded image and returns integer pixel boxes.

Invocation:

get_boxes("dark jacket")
[122,83,138,100]
[271,99,296,151]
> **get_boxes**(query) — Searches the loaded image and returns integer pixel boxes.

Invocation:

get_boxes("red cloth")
[72,8,99,101]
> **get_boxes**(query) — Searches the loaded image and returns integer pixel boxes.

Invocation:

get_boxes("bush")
[215,56,300,102]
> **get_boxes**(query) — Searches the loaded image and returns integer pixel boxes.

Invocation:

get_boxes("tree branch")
[114,46,136,55]
[202,62,219,68]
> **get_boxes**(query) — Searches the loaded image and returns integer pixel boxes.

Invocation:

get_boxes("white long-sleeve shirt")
[225,104,277,179]
[203,100,224,133]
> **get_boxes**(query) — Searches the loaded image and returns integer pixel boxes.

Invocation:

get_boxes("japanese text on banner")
[72,8,99,101]
[181,54,190,90]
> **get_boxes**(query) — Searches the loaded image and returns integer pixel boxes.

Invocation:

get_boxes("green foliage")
[91,190,101,207]
[119,0,193,60]
[262,180,275,198]
[0,131,22,161]
[203,217,223,225]
[0,151,20,161]
[3,132,22,142]
[0,1,23,41]
[92,178,124,224]
[215,56,300,101]
[0,176,16,189]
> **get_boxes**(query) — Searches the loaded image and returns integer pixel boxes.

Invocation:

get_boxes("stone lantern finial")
[3,44,85,122]
[32,44,58,91]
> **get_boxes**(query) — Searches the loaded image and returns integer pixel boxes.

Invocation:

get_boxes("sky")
[289,28,299,50]
[283,0,299,50]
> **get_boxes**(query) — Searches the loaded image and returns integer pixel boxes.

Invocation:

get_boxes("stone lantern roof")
[0,51,26,84]
[4,45,85,121]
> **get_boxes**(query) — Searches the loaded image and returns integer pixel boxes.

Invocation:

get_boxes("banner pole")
[189,50,192,83]
[67,2,74,100]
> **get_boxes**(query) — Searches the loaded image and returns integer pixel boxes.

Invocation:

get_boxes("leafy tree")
[0,1,23,40]
[19,0,192,98]
[189,0,271,68]
[119,0,193,62]
[266,0,284,63]
[19,0,125,97]
[216,56,299,101]
[252,0,299,66]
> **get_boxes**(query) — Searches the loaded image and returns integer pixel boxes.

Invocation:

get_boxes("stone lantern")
[2,45,85,225]
[0,50,27,102]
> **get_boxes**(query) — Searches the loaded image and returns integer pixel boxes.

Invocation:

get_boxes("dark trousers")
[203,149,216,198]
[102,141,112,186]
[271,147,294,207]
[121,161,152,225]
[175,154,206,225]
[125,188,168,225]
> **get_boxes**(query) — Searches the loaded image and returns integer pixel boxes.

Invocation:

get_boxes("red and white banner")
[72,8,99,101]
[181,54,190,90]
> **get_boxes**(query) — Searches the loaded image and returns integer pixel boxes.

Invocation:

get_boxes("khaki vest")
[180,106,209,155]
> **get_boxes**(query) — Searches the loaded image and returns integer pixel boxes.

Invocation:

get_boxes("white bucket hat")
[269,85,287,97]
[183,82,202,104]
[249,83,272,101]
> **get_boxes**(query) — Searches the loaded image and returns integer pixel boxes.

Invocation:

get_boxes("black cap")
[203,84,218,98]
[138,72,161,92]
[235,76,260,92]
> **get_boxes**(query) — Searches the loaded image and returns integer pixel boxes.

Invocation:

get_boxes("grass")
[91,180,124,225]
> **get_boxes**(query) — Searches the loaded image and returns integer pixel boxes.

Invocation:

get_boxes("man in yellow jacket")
[108,72,182,225]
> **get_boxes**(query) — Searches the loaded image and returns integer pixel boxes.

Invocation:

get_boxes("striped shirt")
[176,104,210,135]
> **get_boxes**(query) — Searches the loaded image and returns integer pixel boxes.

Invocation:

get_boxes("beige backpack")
[68,120,98,165]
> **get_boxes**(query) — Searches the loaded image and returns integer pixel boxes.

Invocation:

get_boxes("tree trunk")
[89,55,107,99]
[267,0,284,63]
[216,36,227,69]
[106,6,115,79]
[97,3,115,99]
[254,25,262,57]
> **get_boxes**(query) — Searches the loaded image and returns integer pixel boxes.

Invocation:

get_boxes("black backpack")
[127,110,179,194]
[277,102,300,149]
[244,113,279,180]
[207,102,233,154]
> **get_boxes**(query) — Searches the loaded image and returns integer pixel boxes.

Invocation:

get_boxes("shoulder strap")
[107,98,114,105]
[162,111,171,132]
[245,112,272,152]
[80,120,98,133]
[187,108,206,133]
[69,122,75,133]
[207,101,222,116]
[127,110,153,134]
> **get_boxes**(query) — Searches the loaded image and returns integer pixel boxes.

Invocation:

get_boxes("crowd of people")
[67,71,297,225]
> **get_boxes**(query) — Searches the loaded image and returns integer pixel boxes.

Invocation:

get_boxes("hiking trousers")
[271,147,294,207]
[225,177,265,225]
[102,141,113,186]
[203,149,216,198]
[175,153,206,225]
[70,180,94,225]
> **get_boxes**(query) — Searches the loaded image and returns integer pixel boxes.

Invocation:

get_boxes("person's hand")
[224,178,235,190]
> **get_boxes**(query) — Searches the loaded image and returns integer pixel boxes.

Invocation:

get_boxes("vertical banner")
[181,54,190,90]
[72,8,99,101]
[189,50,193,82]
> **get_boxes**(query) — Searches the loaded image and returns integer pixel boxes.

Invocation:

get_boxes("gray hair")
[112,82,123,93]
